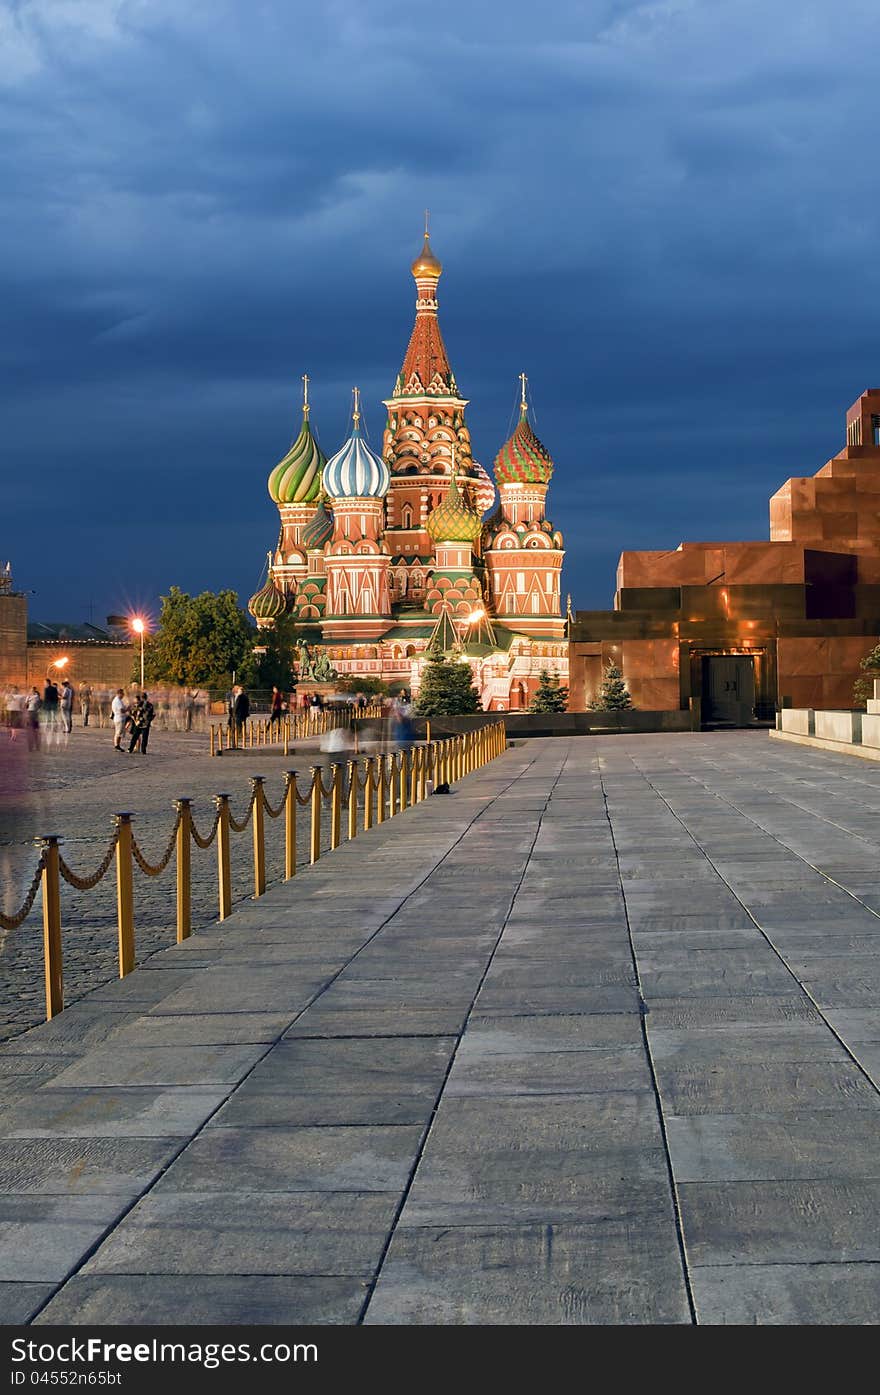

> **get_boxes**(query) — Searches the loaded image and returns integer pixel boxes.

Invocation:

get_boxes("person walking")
[269,686,285,728]
[60,678,74,735]
[111,688,128,751]
[233,686,250,742]
[78,681,92,728]
[25,688,41,751]
[135,693,155,753]
[41,677,59,746]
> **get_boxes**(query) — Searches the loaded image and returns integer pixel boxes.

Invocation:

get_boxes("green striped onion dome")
[302,496,333,551]
[247,578,287,623]
[494,407,553,486]
[425,475,483,544]
[268,410,327,505]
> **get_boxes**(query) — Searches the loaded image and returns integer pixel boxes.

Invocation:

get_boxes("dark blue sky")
[4,0,880,624]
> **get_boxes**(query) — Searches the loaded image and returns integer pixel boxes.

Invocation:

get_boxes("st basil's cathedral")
[248,229,567,710]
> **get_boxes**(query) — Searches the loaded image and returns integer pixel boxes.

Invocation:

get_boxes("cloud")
[2,0,880,617]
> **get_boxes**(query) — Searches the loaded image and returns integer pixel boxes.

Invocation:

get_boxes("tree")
[143,587,256,689]
[589,661,633,711]
[416,652,480,715]
[853,642,880,708]
[529,669,569,713]
[238,613,298,693]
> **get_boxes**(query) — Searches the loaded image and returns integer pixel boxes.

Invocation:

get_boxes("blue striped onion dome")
[302,496,333,550]
[322,420,390,500]
[268,409,327,505]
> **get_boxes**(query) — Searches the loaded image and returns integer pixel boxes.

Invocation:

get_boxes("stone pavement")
[0,726,359,1040]
[1,731,879,1325]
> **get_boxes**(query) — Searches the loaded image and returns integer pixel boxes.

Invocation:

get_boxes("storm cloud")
[3,0,879,620]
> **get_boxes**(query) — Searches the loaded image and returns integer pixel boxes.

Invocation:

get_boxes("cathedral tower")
[484,375,565,638]
[321,390,392,641]
[382,220,493,606]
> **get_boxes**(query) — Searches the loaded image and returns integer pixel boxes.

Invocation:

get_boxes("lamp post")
[131,617,146,688]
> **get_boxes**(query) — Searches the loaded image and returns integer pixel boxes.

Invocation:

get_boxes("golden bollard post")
[347,759,358,840]
[38,835,63,1020]
[283,770,297,879]
[388,754,397,818]
[364,757,374,831]
[399,748,409,812]
[376,755,386,824]
[115,813,135,978]
[409,746,418,806]
[210,725,216,757]
[215,794,232,920]
[418,744,427,802]
[309,767,322,863]
[175,798,192,943]
[330,763,342,850]
[251,776,266,898]
[426,719,431,745]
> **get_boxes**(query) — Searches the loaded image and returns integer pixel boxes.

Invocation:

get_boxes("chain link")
[227,789,256,833]
[295,774,315,806]
[261,787,286,819]
[58,830,120,891]
[190,808,221,849]
[0,853,46,930]
[131,813,181,877]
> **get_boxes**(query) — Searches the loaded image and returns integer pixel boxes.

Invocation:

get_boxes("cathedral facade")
[248,232,567,710]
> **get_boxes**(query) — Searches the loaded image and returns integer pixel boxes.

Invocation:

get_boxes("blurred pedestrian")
[269,686,285,728]
[111,688,128,751]
[25,688,41,751]
[78,681,92,727]
[60,678,74,735]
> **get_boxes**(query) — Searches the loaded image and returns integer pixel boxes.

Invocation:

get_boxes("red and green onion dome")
[301,495,333,551]
[247,578,287,624]
[425,475,483,544]
[268,409,327,505]
[494,407,553,486]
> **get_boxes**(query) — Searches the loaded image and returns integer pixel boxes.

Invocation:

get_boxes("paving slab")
[81,1190,401,1276]
[690,1263,880,1325]
[365,1220,691,1325]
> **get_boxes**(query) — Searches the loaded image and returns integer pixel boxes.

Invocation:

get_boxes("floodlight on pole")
[130,617,146,688]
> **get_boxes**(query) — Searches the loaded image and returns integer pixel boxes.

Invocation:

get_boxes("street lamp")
[130,617,146,688]
[47,656,69,676]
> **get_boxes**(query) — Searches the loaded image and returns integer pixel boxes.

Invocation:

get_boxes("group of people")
[110,690,155,753]
[2,676,76,750]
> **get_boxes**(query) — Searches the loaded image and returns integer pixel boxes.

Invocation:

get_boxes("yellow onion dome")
[425,474,482,544]
[411,233,442,281]
[247,578,287,624]
[302,496,333,551]
[494,405,554,486]
[268,409,327,505]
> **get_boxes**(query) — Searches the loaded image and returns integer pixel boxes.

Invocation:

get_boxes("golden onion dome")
[425,474,482,544]
[411,234,442,280]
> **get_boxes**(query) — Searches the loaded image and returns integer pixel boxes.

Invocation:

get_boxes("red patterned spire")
[392,223,458,398]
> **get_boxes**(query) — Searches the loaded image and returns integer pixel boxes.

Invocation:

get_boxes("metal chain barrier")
[227,789,257,834]
[261,786,286,819]
[131,813,182,878]
[0,853,46,931]
[8,722,506,1025]
[58,829,120,891]
[190,808,221,849]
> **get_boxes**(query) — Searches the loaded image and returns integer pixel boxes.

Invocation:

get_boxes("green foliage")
[529,669,569,713]
[333,675,390,697]
[854,643,880,707]
[589,661,633,711]
[238,613,298,693]
[416,653,480,715]
[143,587,256,689]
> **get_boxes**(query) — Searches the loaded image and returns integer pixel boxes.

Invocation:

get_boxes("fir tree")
[589,661,633,711]
[529,669,569,713]
[415,652,480,716]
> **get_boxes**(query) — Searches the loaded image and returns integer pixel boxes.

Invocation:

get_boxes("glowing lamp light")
[131,617,145,635]
[49,656,69,670]
[129,616,148,687]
